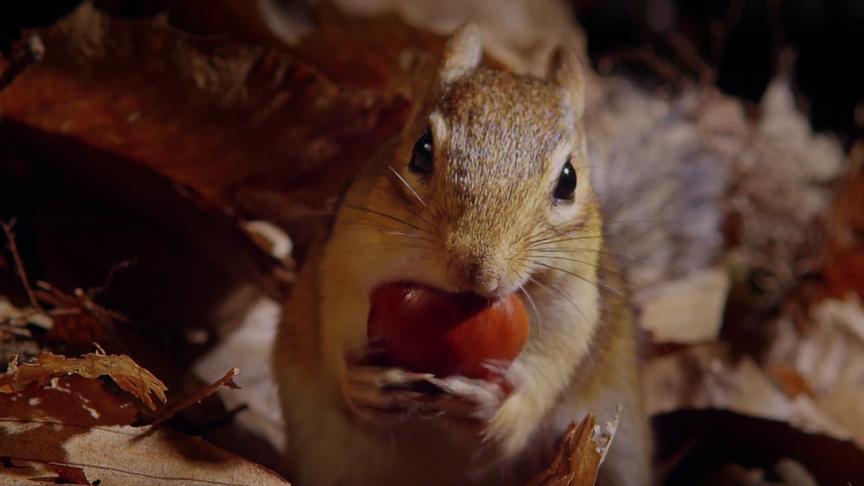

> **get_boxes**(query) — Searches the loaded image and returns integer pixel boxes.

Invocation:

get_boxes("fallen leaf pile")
[1,0,863,485]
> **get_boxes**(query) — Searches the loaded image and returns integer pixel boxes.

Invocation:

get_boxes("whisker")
[531,262,628,303]
[524,225,571,245]
[361,243,432,253]
[341,221,436,243]
[380,231,434,241]
[513,269,541,338]
[532,254,622,276]
[366,193,441,238]
[530,247,641,262]
[521,287,541,339]
[527,234,607,248]
[343,204,432,236]
[389,254,434,265]
[387,166,428,209]
[526,274,589,325]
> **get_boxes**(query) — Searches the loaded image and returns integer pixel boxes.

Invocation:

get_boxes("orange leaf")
[529,412,620,486]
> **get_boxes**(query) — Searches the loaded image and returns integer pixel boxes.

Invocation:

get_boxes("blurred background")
[4,0,863,140]
[1,1,863,485]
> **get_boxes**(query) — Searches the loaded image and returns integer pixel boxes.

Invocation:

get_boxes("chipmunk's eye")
[409,130,434,174]
[553,159,577,201]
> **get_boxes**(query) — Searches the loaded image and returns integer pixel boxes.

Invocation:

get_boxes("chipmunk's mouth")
[365,281,529,381]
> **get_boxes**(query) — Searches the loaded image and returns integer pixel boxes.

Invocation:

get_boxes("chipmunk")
[273,24,651,486]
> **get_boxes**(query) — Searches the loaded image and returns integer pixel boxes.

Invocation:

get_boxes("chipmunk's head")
[374,24,601,299]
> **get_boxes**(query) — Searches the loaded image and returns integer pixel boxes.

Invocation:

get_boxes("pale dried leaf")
[643,346,856,444]
[768,296,864,447]
[639,266,730,343]
[0,297,52,330]
[0,418,289,485]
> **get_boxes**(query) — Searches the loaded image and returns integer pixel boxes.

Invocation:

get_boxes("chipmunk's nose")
[446,250,502,296]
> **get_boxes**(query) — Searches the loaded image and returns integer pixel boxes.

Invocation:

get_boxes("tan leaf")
[639,266,730,344]
[0,352,167,410]
[0,418,289,485]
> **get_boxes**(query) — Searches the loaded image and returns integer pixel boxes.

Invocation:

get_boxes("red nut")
[367,282,530,379]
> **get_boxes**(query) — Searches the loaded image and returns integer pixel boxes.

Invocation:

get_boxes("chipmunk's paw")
[344,366,507,427]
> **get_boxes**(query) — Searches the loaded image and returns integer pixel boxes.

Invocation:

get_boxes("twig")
[149,368,241,428]
[0,219,44,314]
[87,258,137,299]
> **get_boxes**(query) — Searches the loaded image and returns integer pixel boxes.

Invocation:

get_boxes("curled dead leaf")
[0,352,167,410]
[529,412,620,486]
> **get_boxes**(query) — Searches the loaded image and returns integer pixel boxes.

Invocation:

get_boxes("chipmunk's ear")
[439,23,482,85]
[548,46,585,117]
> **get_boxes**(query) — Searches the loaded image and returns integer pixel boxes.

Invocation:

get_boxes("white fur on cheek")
[429,111,449,147]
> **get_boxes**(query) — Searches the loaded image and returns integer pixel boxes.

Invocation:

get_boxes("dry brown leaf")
[0,459,91,485]
[0,418,289,485]
[51,464,91,485]
[0,375,139,427]
[528,413,619,486]
[0,2,410,269]
[0,352,167,410]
